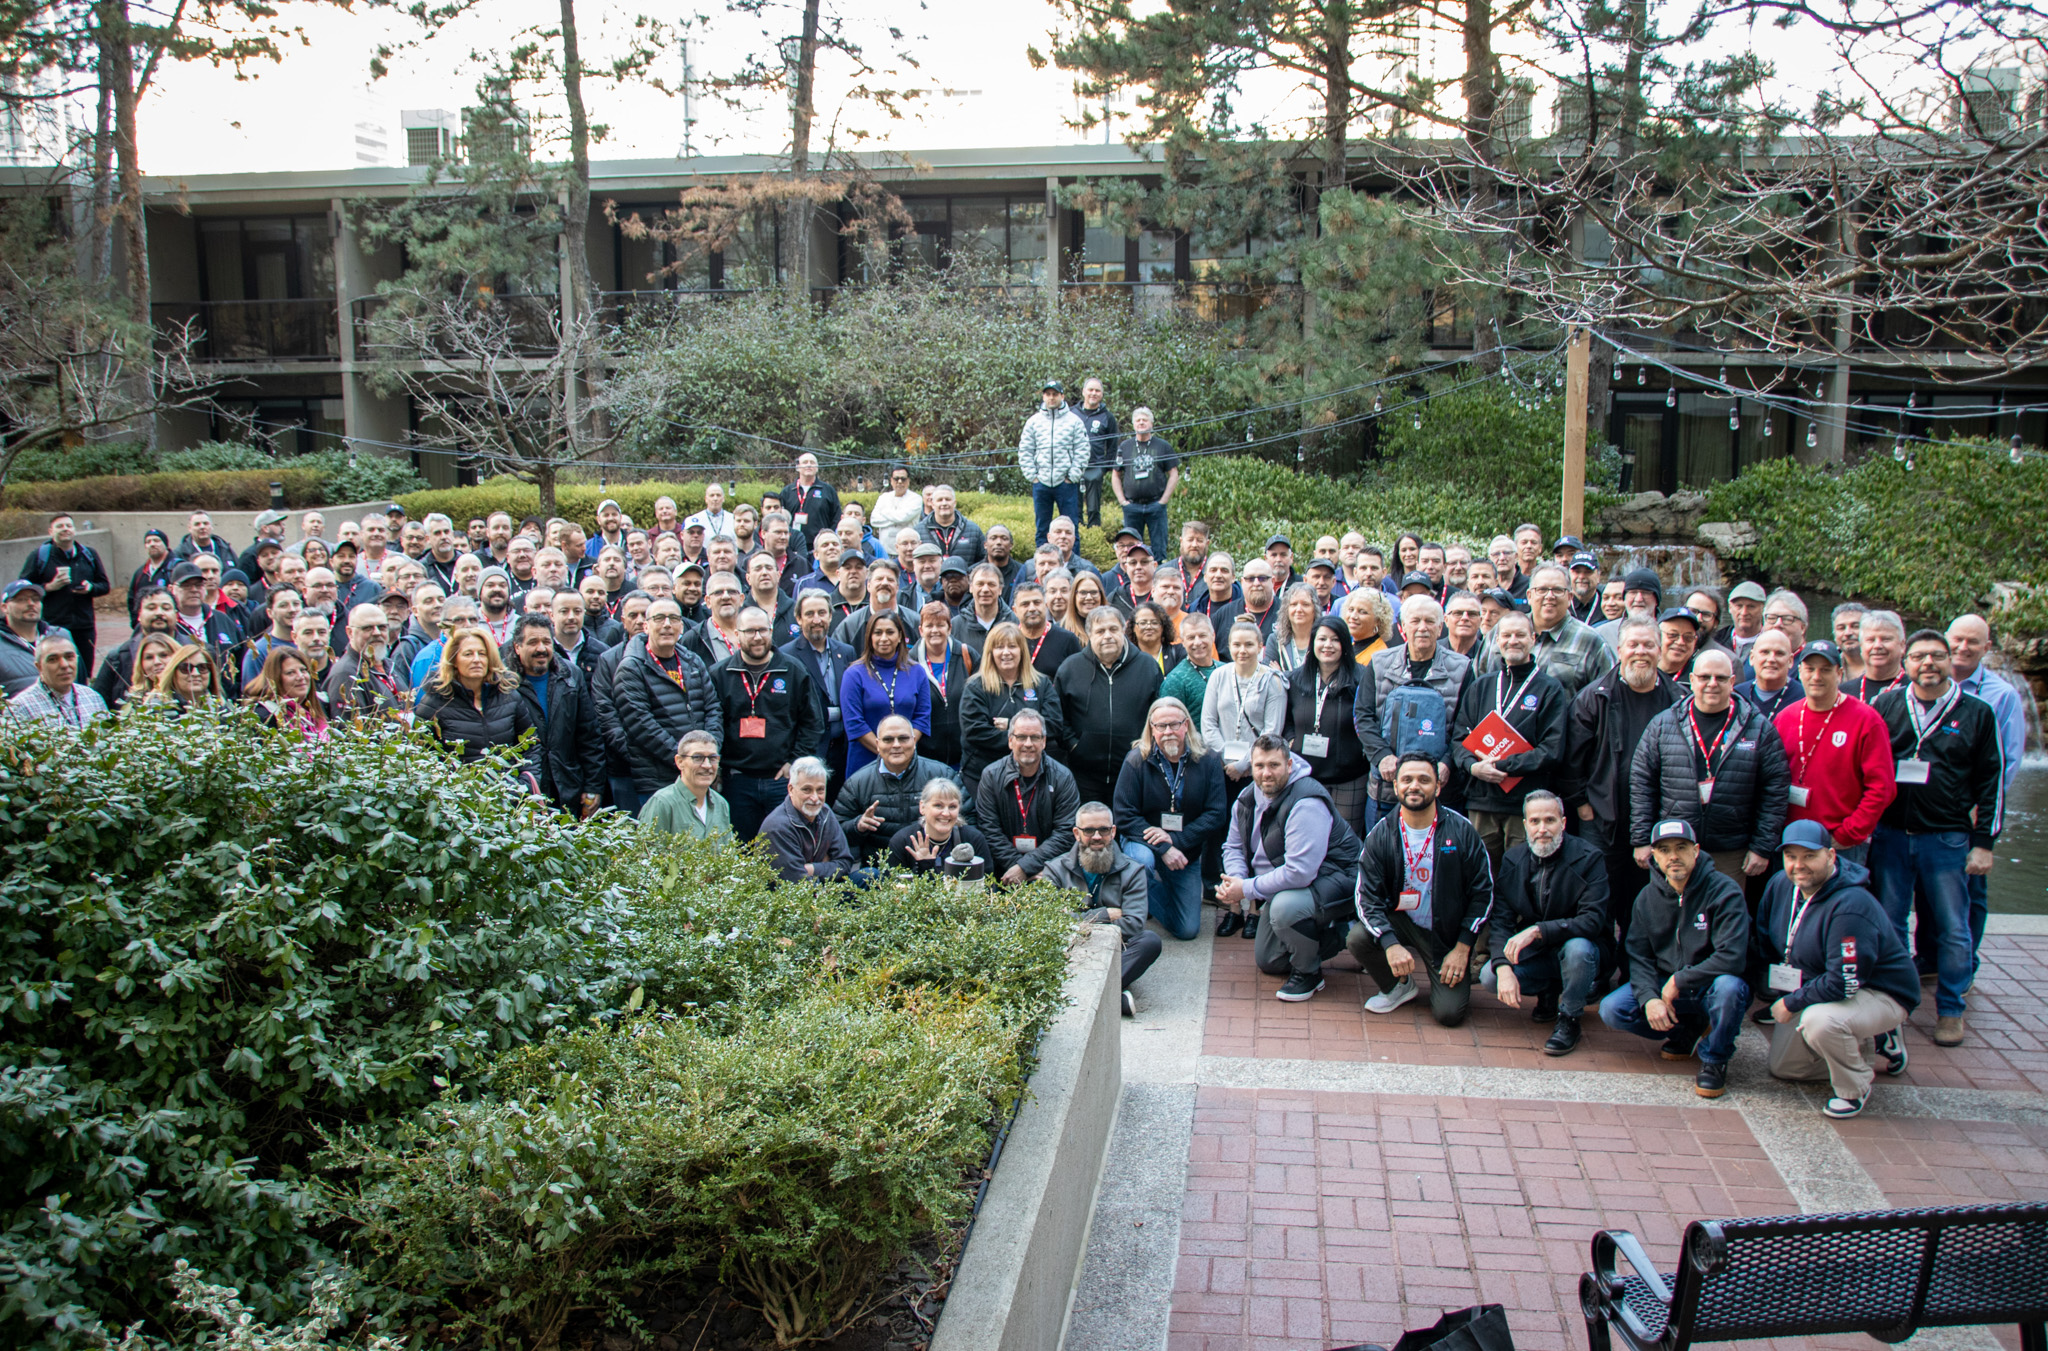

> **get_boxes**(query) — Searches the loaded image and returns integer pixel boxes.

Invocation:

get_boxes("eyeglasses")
[1076,824,1116,837]
[1150,717,1189,731]
[1529,585,1567,595]
[680,752,720,764]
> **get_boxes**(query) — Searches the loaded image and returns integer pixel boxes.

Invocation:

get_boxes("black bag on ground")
[1330,1303,1516,1351]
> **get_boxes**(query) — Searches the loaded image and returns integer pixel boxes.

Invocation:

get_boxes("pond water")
[1991,761,2048,915]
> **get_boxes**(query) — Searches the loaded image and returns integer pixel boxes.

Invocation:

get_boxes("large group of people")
[2,389,2024,1113]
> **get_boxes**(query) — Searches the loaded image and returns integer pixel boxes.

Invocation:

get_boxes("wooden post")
[1561,326,1589,538]
[1044,175,1061,313]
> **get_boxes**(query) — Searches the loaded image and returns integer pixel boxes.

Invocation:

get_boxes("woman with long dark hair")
[1128,600,1183,676]
[1282,615,1370,835]
[840,611,930,775]
[247,646,332,739]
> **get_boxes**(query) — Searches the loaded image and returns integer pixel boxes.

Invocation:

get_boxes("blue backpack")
[1380,676,1450,764]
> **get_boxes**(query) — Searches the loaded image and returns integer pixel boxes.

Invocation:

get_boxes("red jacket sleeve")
[1836,705,1898,846]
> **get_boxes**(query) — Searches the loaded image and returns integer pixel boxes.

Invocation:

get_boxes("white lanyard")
[1233,670,1259,736]
[1905,683,1961,757]
[1496,665,1536,718]
[1313,674,1334,730]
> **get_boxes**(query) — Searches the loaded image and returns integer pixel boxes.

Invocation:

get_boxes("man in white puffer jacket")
[1019,379,1090,548]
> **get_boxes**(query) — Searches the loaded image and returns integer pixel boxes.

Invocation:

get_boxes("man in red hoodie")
[1773,639,1895,866]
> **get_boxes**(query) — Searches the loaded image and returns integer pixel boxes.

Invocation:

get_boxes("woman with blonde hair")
[118,632,179,709]
[151,643,224,709]
[1343,587,1393,664]
[960,620,1065,804]
[413,628,539,773]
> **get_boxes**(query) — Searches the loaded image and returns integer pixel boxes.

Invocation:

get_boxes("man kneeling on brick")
[1599,818,1751,1098]
[1752,819,1917,1119]
[1481,789,1609,1056]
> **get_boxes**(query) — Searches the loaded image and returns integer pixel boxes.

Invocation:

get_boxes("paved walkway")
[1067,915,2048,1351]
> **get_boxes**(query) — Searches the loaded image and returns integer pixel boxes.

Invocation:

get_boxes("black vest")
[1234,775,1363,920]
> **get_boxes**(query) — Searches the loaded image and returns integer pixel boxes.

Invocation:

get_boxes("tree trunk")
[90,66,115,286]
[1462,0,1502,373]
[1583,0,1650,463]
[782,0,820,300]
[103,1,146,329]
[556,0,603,455]
[1299,13,1349,471]
[535,462,557,516]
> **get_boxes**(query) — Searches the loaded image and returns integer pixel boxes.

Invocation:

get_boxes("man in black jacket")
[17,513,111,677]
[711,604,821,840]
[1869,628,2005,1048]
[509,614,604,816]
[778,453,841,550]
[1628,647,1790,889]
[1753,820,1917,1118]
[781,590,857,786]
[1597,819,1752,1097]
[1075,377,1119,527]
[1350,754,1494,1026]
[1226,738,1363,1003]
[833,714,956,861]
[608,598,723,805]
[1449,610,1569,870]
[1113,697,1229,942]
[1055,607,1164,808]
[1484,791,1609,1055]
[761,757,865,884]
[975,710,1080,884]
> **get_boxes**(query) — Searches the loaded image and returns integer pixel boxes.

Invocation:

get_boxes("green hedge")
[0,711,1076,1349]
[2,452,427,514]
[1704,439,2048,629]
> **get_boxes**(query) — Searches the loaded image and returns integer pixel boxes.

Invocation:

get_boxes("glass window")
[1080,208,1127,283]
[904,198,948,223]
[1138,228,1176,283]
[720,210,780,288]
[951,197,1006,271]
[1007,199,1047,283]
[1676,392,1736,486]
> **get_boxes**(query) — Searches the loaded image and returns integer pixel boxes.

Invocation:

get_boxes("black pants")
[1074,772,1116,814]
[1581,813,1648,978]
[56,618,94,681]
[1123,930,1163,988]
[1348,911,1475,1027]
[1082,469,1105,527]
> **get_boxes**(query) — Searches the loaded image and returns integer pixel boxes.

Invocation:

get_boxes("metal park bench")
[1581,1203,2048,1351]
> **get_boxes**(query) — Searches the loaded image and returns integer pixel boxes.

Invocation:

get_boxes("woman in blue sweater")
[840,611,931,775]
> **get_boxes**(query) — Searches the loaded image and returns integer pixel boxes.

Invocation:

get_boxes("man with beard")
[509,614,602,817]
[1354,594,1472,831]
[1484,791,1609,1055]
[478,567,518,648]
[687,572,747,668]
[977,709,1081,885]
[1563,616,1683,970]
[330,540,381,613]
[17,513,110,676]
[1013,580,1080,677]
[832,560,921,652]
[1043,801,1162,1016]
[781,589,857,784]
[1351,754,1492,1024]
[327,602,409,718]
[1567,552,1603,623]
[711,605,821,840]
[1056,606,1164,808]
[1450,610,1570,870]
[93,585,180,706]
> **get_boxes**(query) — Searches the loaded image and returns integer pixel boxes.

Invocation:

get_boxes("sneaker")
[1365,979,1418,1014]
[1121,990,1137,1018]
[1695,1061,1729,1098]
[1543,1014,1582,1056]
[1874,1027,1908,1076]
[1533,992,1559,1023]
[1823,1095,1866,1119]
[1215,910,1245,938]
[1933,1014,1966,1046]
[1661,1035,1699,1061]
[1276,972,1325,1002]
[1751,1005,1776,1026]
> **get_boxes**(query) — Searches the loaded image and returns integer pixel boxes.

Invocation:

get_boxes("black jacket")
[324,650,409,718]
[1624,854,1750,1013]
[917,514,986,567]
[1561,666,1683,819]
[1449,660,1570,814]
[974,755,1081,878]
[415,680,542,780]
[1023,623,1082,678]
[914,640,974,769]
[1281,621,1369,784]
[780,634,857,762]
[513,655,606,810]
[607,635,724,794]
[761,797,856,883]
[1628,696,1791,853]
[127,556,178,622]
[778,479,842,548]
[1492,834,1610,961]
[1054,640,1164,788]
[1077,402,1120,469]
[1355,806,1494,951]
[1112,746,1228,856]
[959,675,1066,789]
[833,755,957,860]
[1750,858,1920,1017]
[708,649,820,778]
[1872,686,2005,848]
[17,539,111,631]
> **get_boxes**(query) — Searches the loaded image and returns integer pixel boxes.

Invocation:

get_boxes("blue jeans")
[1122,839,1203,941]
[1490,936,1601,1017]
[1031,481,1081,547]
[1120,500,1170,560]
[724,772,788,843]
[1600,973,1749,1065]
[608,776,643,818]
[1968,871,1989,980]
[1870,826,1973,1016]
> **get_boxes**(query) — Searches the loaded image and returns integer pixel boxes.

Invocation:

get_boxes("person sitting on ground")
[761,756,864,885]
[1482,790,1609,1056]
[1042,801,1165,1018]
[1350,753,1492,1025]
[1598,818,1752,1098]
[833,713,957,862]
[1751,819,1916,1118]
[639,729,733,841]
[888,777,991,875]
[1113,695,1228,942]
[1222,735,1363,1003]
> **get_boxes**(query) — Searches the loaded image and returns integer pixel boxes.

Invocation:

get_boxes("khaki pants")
[1469,810,1525,875]
[1707,848,1748,885]
[1767,989,1907,1100]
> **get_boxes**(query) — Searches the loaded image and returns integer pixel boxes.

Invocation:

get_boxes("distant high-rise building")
[352,87,391,166]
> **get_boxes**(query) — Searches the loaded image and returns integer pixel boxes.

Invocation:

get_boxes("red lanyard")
[1793,702,1839,783]
[1028,628,1050,665]
[923,649,948,695]
[1013,778,1039,825]
[656,653,690,691]
[1403,818,1438,883]
[738,666,771,716]
[1687,702,1737,778]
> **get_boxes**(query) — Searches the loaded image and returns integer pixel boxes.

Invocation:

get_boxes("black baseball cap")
[1554,534,1584,552]
[1622,567,1663,597]
[1569,550,1599,572]
[1780,820,1833,851]
[1265,533,1293,550]
[1399,570,1436,593]
[170,562,207,585]
[1658,606,1701,629]
[1481,587,1517,608]
[1651,819,1698,844]
[1113,525,1143,543]
[1041,378,1064,393]
[3,580,43,601]
[1306,557,1338,573]
[940,557,969,576]
[1797,639,1844,667]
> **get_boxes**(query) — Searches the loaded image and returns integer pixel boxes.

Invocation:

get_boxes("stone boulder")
[1697,521,1760,553]
[1595,489,1710,539]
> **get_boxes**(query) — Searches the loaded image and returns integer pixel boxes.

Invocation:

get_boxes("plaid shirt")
[1474,614,1613,698]
[6,681,108,727]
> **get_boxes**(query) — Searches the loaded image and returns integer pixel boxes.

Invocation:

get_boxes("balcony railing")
[153,299,339,361]
[349,293,563,360]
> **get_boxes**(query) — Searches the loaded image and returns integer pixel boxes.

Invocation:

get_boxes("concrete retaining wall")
[0,500,396,592]
[931,924,1122,1351]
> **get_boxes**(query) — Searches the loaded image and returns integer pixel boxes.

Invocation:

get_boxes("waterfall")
[1983,650,2048,760]
[1597,544,1725,593]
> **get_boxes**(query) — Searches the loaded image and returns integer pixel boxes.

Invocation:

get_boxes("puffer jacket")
[607,634,724,794]
[1628,696,1790,854]
[414,680,542,781]
[1018,400,1090,485]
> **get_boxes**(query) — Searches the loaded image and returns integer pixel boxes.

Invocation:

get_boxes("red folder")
[1462,711,1533,792]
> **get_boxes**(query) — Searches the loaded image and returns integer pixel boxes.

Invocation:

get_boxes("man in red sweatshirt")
[1773,640,1896,866]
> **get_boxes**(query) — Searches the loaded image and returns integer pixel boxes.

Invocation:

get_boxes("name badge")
[1160,812,1185,831]
[1788,784,1811,807]
[1398,889,1422,912]
[1224,740,1250,763]
[1698,777,1715,804]
[793,512,808,527]
[1768,962,1803,994]
[1302,733,1331,758]
[1012,835,1037,853]
[739,716,767,739]
[1895,758,1932,785]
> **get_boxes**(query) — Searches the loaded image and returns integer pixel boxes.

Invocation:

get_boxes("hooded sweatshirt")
[1625,852,1750,1014]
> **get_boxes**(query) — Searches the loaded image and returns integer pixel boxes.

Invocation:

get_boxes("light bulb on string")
[1904,455,1915,471]
[1907,391,1916,410]
[1806,425,1818,448]
[1728,406,1740,432]
[1892,437,1905,461]
[1373,394,1383,415]
[1718,363,1728,387]
[1636,365,1646,385]
[1412,411,1423,430]
[1666,383,1676,408]
[2014,433,2026,465]
[1762,415,1772,437]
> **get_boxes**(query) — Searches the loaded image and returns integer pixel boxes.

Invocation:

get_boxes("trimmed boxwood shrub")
[2,452,427,514]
